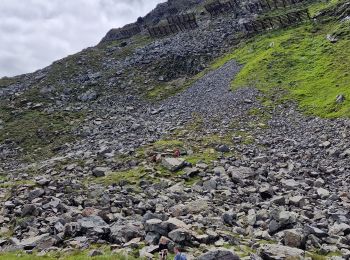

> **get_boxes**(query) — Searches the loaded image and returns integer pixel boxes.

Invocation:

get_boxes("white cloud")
[0,0,164,77]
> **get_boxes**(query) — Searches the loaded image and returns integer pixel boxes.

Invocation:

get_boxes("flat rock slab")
[162,158,185,172]
[198,248,240,260]
[259,244,305,259]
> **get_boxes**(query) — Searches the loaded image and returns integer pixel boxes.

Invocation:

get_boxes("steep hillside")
[217,0,350,117]
[1,0,350,259]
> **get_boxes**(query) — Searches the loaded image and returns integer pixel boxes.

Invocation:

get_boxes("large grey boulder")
[64,222,81,237]
[329,223,350,236]
[222,210,237,226]
[281,179,299,190]
[92,167,110,177]
[144,218,168,236]
[142,212,167,223]
[168,228,191,245]
[166,218,190,231]
[317,188,330,199]
[228,166,255,183]
[304,225,328,238]
[110,223,144,244]
[283,229,306,249]
[162,158,185,172]
[145,232,160,245]
[198,248,240,260]
[78,89,98,102]
[170,200,209,217]
[77,216,109,236]
[258,244,305,259]
[216,144,230,153]
[21,204,39,217]
[139,245,159,258]
[10,234,56,250]
[269,210,297,234]
[28,188,45,200]
[289,196,306,207]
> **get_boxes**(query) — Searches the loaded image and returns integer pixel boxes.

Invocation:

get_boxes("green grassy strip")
[0,251,139,260]
[210,6,350,117]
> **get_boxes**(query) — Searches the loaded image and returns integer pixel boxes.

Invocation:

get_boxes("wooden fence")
[245,0,313,13]
[204,0,238,16]
[148,13,198,38]
[242,9,311,34]
[203,0,313,16]
[102,25,142,42]
[167,13,198,30]
[104,0,313,41]
[117,25,142,39]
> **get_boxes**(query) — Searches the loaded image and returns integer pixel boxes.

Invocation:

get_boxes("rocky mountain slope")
[0,0,350,259]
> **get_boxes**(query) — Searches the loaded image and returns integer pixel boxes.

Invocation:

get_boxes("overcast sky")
[0,0,164,78]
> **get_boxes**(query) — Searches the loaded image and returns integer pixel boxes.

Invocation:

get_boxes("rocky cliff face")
[0,0,350,259]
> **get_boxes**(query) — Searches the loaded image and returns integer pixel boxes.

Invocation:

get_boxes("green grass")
[89,133,231,188]
[0,251,141,260]
[184,148,219,165]
[0,180,36,189]
[0,248,342,260]
[308,0,345,16]
[8,34,153,109]
[148,134,229,166]
[206,0,350,118]
[93,167,148,186]
[0,109,84,161]
[0,77,18,88]
[306,251,343,260]
[88,166,170,189]
[212,16,350,117]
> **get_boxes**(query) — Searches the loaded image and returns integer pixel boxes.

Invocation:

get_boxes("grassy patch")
[205,0,350,118]
[184,148,219,165]
[90,162,197,188]
[91,167,150,186]
[309,0,346,16]
[0,77,18,88]
[92,134,229,187]
[0,251,141,260]
[306,251,343,260]
[0,109,84,161]
[214,17,350,117]
[233,245,256,257]
[0,180,36,189]
[32,34,153,100]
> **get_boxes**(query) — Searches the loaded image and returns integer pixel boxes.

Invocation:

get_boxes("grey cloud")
[0,0,164,77]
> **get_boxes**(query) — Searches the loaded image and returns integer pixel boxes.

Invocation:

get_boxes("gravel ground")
[156,60,257,124]
[3,60,350,258]
[66,60,258,158]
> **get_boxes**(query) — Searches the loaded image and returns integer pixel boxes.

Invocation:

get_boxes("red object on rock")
[174,149,180,158]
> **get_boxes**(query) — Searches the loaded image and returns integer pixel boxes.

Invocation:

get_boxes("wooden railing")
[148,13,198,38]
[242,8,311,34]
